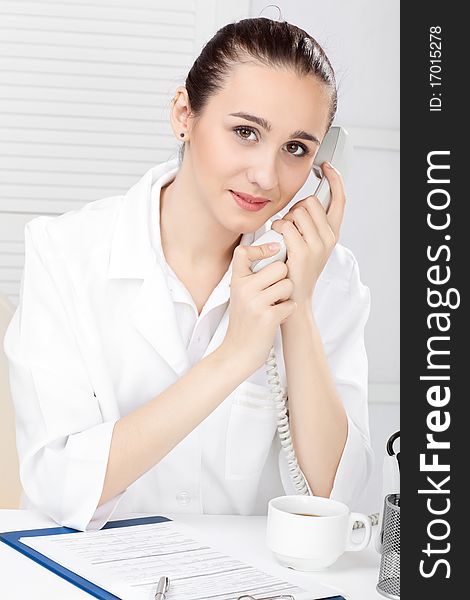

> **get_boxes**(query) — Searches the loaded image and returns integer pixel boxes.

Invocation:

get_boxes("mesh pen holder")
[376,493,400,599]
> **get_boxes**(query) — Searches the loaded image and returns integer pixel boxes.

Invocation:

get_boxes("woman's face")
[186,61,332,234]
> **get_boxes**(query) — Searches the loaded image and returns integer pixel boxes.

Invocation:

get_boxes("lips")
[230,190,269,212]
[230,190,270,204]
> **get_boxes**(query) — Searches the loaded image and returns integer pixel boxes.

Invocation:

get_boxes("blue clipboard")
[0,515,171,599]
[0,515,346,600]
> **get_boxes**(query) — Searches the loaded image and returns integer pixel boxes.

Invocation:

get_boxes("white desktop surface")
[0,510,383,600]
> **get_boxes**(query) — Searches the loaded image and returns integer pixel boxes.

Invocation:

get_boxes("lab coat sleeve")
[3,218,123,531]
[278,250,373,508]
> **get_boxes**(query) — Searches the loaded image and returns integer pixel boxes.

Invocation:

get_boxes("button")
[176,491,192,505]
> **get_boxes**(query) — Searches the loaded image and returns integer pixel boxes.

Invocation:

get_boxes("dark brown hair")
[178,17,337,162]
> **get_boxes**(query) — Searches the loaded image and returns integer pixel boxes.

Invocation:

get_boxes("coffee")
[267,495,372,570]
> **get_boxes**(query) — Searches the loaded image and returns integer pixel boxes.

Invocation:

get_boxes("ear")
[170,87,193,139]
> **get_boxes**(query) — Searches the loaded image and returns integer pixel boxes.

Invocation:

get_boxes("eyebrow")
[229,111,321,146]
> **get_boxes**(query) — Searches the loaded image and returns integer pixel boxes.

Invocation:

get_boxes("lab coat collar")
[107,159,178,279]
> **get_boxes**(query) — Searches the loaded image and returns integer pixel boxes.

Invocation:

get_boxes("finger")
[321,162,346,239]
[271,219,306,252]
[260,277,294,306]
[284,205,319,245]
[281,211,302,235]
[231,243,281,279]
[273,298,297,324]
[291,197,336,249]
[248,259,288,291]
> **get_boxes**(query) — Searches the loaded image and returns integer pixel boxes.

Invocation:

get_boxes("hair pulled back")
[179,17,337,162]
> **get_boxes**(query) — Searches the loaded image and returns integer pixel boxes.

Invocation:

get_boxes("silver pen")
[155,576,170,600]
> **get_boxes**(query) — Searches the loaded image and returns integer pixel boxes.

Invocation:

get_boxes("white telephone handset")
[248,127,354,496]
[250,126,352,273]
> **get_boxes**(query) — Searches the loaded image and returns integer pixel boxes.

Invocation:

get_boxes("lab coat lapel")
[203,307,230,358]
[130,263,190,376]
[108,159,190,377]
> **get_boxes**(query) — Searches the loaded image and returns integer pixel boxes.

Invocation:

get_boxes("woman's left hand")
[271,162,346,306]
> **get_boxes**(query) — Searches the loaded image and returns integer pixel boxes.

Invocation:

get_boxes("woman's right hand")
[222,243,297,370]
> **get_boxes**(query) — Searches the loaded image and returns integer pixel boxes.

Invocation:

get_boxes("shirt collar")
[108,157,272,280]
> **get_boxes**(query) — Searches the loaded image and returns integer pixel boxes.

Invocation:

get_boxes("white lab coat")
[4,157,373,532]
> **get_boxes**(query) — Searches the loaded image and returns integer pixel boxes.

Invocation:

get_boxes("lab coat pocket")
[225,381,279,480]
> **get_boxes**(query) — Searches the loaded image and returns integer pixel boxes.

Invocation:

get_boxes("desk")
[0,510,383,600]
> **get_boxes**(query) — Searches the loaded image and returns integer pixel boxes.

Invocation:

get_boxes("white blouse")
[4,157,373,531]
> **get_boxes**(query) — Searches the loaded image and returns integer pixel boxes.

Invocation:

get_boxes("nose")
[246,150,279,193]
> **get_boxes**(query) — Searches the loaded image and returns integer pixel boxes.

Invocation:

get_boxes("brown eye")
[286,142,309,157]
[234,126,258,141]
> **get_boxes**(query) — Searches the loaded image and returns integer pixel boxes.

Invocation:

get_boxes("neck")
[159,160,243,269]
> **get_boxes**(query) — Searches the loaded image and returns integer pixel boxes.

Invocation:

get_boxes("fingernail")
[268,243,280,251]
[324,161,333,169]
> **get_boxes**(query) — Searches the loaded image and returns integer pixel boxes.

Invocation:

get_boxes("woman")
[4,17,373,531]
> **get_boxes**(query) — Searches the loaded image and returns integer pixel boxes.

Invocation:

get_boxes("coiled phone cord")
[265,346,310,496]
[265,345,380,529]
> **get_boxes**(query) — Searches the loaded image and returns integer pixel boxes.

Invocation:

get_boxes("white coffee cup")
[266,495,372,571]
